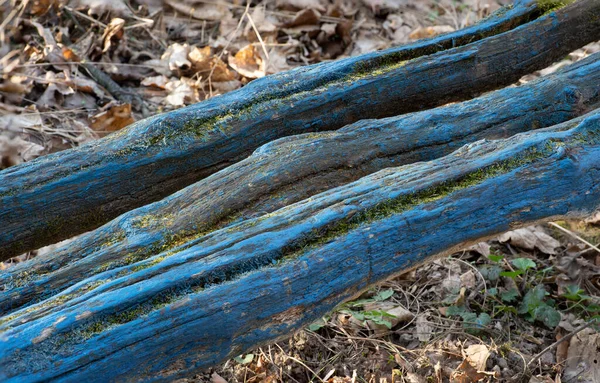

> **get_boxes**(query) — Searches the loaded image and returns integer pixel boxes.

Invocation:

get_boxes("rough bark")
[3,52,599,316]
[1,110,600,382]
[2,0,600,259]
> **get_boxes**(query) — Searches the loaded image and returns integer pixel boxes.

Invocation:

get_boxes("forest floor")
[2,0,600,382]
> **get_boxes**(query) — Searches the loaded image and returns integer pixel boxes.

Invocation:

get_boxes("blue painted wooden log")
[1,110,600,382]
[1,0,600,259]
[2,52,599,317]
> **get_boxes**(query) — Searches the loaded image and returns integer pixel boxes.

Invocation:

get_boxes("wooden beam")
[3,52,599,316]
[1,0,599,259]
[1,110,600,381]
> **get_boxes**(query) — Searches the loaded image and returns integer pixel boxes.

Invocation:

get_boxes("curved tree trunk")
[1,110,600,382]
[2,0,600,259]
[3,52,599,316]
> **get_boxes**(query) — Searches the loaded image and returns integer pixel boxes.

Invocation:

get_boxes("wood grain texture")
[2,0,600,259]
[1,110,600,382]
[3,52,598,317]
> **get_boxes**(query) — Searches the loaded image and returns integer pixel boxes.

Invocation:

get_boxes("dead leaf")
[211,372,228,383]
[229,45,265,79]
[141,75,170,89]
[498,226,561,254]
[162,43,192,72]
[89,103,134,134]
[409,25,455,40]
[463,344,489,371]
[451,359,487,383]
[361,0,409,14]
[276,0,326,12]
[563,328,600,383]
[0,135,44,169]
[283,9,321,28]
[165,0,228,21]
[165,79,194,106]
[69,0,132,17]
[189,46,235,82]
[468,242,491,257]
[101,18,125,53]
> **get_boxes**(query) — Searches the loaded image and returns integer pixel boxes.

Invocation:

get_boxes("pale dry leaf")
[276,0,326,12]
[166,0,228,21]
[229,45,265,79]
[463,344,490,371]
[141,75,170,89]
[361,0,409,13]
[585,211,600,225]
[69,0,132,17]
[162,43,192,72]
[498,226,560,254]
[351,31,388,56]
[165,80,194,106]
[101,18,125,53]
[468,242,491,257]
[211,372,228,383]
[211,80,242,93]
[409,25,455,40]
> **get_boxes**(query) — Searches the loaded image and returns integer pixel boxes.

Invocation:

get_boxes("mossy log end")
[1,111,600,382]
[3,52,600,316]
[1,0,600,259]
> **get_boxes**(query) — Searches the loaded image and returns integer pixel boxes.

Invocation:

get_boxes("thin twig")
[549,222,600,253]
[526,320,594,369]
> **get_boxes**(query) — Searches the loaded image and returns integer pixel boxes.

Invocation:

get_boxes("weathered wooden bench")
[1,0,600,381]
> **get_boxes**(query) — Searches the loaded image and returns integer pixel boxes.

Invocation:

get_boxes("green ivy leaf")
[500,270,523,279]
[519,285,547,315]
[533,305,561,328]
[511,258,537,271]
[500,288,520,303]
[373,289,394,302]
[308,318,327,331]
[488,254,504,263]
[479,265,503,281]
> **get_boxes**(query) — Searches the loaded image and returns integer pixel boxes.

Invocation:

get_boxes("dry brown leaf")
[68,0,132,17]
[283,8,321,28]
[563,328,600,382]
[229,45,265,79]
[165,0,229,21]
[189,46,235,82]
[409,25,455,40]
[498,226,560,254]
[450,359,487,383]
[101,18,125,53]
[0,135,44,169]
[585,211,600,225]
[276,0,326,12]
[89,103,134,134]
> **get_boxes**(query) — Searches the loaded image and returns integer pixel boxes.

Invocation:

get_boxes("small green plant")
[445,305,492,334]
[518,285,561,328]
